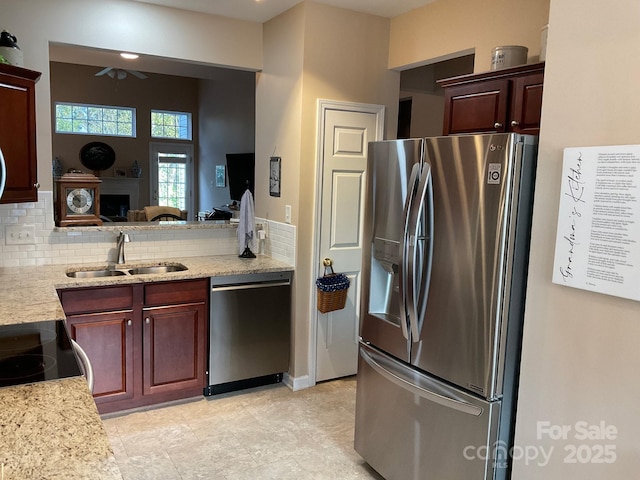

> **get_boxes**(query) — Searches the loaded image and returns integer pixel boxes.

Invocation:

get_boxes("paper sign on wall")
[552,145,640,301]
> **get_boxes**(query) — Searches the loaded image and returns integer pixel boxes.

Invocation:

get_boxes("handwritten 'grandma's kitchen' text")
[559,153,584,281]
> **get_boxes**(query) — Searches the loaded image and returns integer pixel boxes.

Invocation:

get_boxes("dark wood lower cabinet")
[143,302,207,396]
[59,279,208,414]
[67,311,135,404]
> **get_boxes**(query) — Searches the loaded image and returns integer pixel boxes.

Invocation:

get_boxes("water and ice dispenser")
[368,237,401,324]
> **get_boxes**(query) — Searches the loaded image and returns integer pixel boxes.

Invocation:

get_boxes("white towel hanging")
[237,189,255,256]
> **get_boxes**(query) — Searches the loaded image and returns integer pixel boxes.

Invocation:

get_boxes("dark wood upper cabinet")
[439,62,544,136]
[0,64,41,203]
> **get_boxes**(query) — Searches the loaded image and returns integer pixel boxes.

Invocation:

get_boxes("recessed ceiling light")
[120,53,139,60]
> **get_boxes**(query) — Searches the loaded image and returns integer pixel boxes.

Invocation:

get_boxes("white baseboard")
[283,373,313,391]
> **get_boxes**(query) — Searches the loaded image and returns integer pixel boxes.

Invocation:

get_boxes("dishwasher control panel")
[210,270,292,288]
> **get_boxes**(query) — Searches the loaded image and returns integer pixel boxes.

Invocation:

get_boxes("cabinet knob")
[510,120,520,127]
[33,183,40,189]
[127,320,132,326]
[494,122,503,129]
[145,317,150,325]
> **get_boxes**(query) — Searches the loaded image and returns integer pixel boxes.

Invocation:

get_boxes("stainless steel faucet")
[116,231,130,264]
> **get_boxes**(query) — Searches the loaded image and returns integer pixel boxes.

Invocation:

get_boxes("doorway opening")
[398,54,475,137]
[149,142,194,220]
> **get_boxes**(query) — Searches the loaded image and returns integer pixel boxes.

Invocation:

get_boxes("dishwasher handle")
[211,280,291,292]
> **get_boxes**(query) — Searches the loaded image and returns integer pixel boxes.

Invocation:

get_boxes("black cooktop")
[0,320,82,388]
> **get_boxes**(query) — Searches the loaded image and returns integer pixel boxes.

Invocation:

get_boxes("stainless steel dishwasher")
[205,270,292,395]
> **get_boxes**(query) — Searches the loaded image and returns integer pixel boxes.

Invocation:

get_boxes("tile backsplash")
[0,192,295,268]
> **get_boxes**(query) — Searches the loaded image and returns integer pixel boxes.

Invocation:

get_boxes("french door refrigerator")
[355,133,537,480]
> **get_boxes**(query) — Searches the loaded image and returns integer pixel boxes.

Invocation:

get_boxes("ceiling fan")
[95,67,148,80]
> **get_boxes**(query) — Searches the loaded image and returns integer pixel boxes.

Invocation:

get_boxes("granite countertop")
[0,253,293,479]
[0,254,293,326]
[0,377,121,480]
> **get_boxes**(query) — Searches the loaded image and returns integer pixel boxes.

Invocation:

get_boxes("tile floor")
[102,377,385,480]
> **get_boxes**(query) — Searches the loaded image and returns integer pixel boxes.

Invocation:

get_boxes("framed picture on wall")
[215,165,226,187]
[269,157,281,197]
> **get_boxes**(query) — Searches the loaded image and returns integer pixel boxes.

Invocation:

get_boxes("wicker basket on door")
[316,258,350,313]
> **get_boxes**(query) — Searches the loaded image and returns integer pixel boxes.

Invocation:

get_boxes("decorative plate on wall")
[79,141,116,173]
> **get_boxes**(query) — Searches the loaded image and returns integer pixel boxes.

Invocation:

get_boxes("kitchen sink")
[127,264,188,275]
[66,263,188,278]
[66,269,127,278]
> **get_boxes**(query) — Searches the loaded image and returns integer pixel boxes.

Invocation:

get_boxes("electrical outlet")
[285,205,292,224]
[5,225,36,245]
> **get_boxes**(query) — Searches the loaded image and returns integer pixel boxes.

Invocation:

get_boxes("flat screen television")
[225,153,255,202]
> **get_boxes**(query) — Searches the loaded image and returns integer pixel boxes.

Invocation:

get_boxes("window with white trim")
[157,153,188,210]
[55,102,136,137]
[149,142,194,219]
[151,110,192,140]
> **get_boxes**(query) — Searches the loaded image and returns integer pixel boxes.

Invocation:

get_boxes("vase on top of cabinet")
[438,62,544,136]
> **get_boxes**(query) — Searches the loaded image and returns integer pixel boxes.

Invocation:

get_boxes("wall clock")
[269,156,281,197]
[55,172,103,226]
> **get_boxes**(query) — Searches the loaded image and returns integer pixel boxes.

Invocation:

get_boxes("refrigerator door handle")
[406,164,432,340]
[360,343,483,417]
[399,163,421,341]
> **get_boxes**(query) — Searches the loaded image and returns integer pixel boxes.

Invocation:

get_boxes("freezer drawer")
[355,342,503,480]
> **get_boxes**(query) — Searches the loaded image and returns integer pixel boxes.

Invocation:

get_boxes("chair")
[150,212,184,221]
[143,206,187,222]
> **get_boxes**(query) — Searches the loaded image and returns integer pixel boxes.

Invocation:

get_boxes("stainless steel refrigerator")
[354,133,537,480]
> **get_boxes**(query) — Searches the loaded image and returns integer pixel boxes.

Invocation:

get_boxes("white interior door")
[315,102,384,382]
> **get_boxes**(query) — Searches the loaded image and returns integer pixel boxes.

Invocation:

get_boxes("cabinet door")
[142,302,207,396]
[509,72,544,135]
[442,79,510,135]
[0,68,39,203]
[66,311,135,404]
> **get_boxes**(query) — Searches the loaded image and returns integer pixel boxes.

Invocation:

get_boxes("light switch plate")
[5,225,36,245]
[285,205,292,224]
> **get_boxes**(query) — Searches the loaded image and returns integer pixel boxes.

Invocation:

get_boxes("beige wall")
[400,91,445,137]
[255,4,306,376]
[511,0,640,477]
[256,1,399,380]
[390,0,550,72]
[298,2,398,381]
[2,0,262,193]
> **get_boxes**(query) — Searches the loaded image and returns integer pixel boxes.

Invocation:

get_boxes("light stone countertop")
[0,254,293,326]
[0,377,122,480]
[0,253,293,479]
